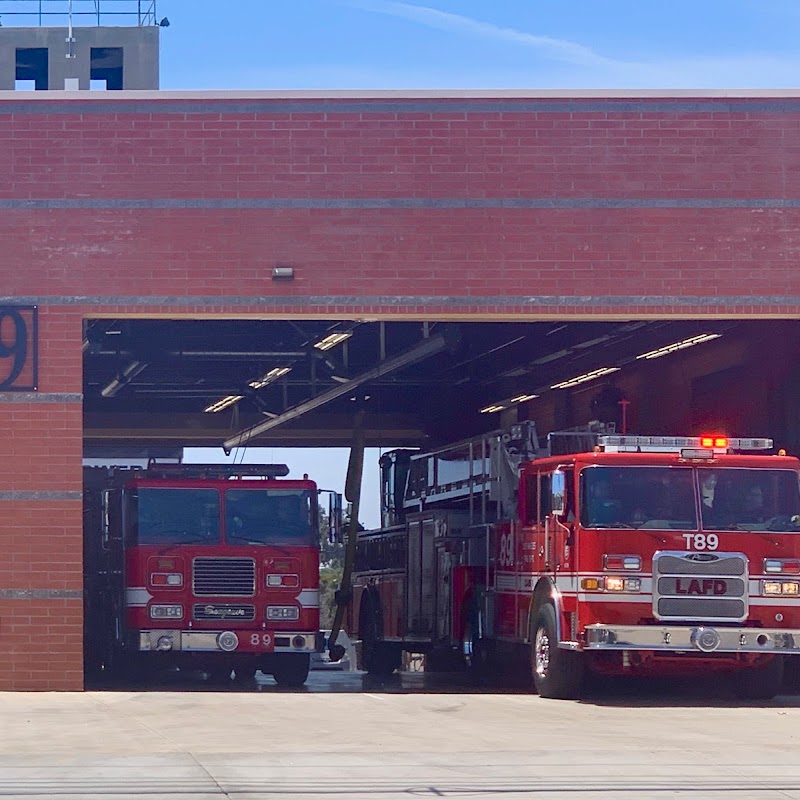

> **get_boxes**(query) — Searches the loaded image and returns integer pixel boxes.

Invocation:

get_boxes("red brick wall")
[3,95,800,317]
[0,307,83,690]
[2,92,800,688]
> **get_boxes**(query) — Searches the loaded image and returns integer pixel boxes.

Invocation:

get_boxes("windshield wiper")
[157,536,215,555]
[226,533,267,545]
[587,522,636,529]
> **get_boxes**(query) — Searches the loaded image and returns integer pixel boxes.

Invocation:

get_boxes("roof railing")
[0,1,159,27]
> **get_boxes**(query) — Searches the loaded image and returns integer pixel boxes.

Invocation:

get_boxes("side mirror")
[327,491,344,544]
[103,489,124,548]
[101,490,111,549]
[551,470,566,516]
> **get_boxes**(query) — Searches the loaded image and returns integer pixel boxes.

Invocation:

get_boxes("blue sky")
[186,446,384,529]
[154,0,800,90]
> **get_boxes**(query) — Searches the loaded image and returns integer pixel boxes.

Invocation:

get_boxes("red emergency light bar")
[700,435,728,449]
[597,435,773,454]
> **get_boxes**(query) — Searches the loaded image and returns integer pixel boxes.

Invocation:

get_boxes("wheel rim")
[534,626,550,680]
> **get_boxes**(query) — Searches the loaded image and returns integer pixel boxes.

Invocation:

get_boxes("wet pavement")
[2,669,800,798]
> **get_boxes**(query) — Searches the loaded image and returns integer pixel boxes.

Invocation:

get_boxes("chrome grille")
[653,551,748,622]
[192,557,256,597]
[657,577,745,597]
[193,603,256,622]
[656,554,745,576]
[657,598,746,618]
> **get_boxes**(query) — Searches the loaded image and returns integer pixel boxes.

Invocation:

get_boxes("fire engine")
[347,424,800,698]
[84,463,332,687]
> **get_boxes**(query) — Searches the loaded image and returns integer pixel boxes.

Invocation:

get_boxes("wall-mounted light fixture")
[272,266,294,280]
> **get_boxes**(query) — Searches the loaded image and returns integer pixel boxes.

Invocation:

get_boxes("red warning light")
[700,436,714,448]
[714,437,728,448]
[700,435,728,448]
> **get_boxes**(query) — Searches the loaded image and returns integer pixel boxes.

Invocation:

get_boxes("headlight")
[149,604,183,619]
[604,577,641,592]
[603,554,641,571]
[266,574,300,588]
[763,581,800,596]
[763,581,800,595]
[151,572,183,587]
[764,558,800,575]
[266,605,300,621]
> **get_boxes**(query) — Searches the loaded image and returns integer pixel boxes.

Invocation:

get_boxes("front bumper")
[585,624,800,654]
[138,630,319,654]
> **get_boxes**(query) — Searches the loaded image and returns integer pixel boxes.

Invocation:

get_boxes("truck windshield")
[700,468,800,531]
[581,466,697,530]
[131,488,220,545]
[225,488,316,546]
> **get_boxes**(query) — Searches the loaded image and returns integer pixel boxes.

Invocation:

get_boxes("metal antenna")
[66,0,76,58]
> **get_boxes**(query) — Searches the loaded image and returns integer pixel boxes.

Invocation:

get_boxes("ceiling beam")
[222,330,454,451]
[83,412,427,449]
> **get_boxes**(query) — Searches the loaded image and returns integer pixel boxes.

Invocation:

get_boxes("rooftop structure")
[0,1,163,90]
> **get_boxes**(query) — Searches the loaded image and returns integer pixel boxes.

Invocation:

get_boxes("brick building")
[3,88,800,688]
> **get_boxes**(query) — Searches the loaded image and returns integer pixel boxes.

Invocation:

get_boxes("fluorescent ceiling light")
[248,366,292,389]
[314,332,352,351]
[480,404,507,414]
[551,367,620,390]
[635,333,721,361]
[510,393,538,403]
[204,395,243,413]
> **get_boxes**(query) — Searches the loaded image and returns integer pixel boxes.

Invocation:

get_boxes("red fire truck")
[84,463,331,687]
[348,424,800,698]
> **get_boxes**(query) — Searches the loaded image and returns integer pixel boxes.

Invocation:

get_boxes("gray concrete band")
[0,99,799,114]
[0,589,82,600]
[0,392,82,403]
[3,295,800,309]
[0,491,82,501]
[2,197,800,210]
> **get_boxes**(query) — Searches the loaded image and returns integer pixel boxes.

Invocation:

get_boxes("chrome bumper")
[138,630,318,653]
[585,624,800,654]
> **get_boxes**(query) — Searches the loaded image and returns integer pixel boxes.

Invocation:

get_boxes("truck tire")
[531,604,584,699]
[361,596,400,676]
[734,656,784,700]
[272,653,310,687]
[784,654,800,692]
[233,665,257,684]
[207,666,233,684]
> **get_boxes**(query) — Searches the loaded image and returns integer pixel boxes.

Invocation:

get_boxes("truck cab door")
[549,468,576,577]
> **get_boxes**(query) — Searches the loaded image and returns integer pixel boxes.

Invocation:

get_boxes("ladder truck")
[347,424,800,698]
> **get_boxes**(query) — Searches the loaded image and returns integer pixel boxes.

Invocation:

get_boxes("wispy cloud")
[346,0,629,68]
[340,0,800,89]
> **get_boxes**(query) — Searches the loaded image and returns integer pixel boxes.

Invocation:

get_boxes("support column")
[0,307,83,690]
